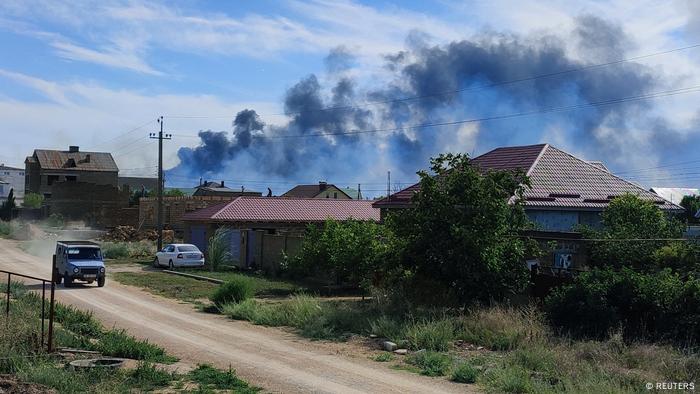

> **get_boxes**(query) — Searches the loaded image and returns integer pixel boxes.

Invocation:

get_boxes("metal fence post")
[47,282,55,353]
[41,281,46,348]
[4,273,10,324]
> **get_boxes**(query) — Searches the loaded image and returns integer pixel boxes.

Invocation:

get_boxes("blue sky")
[1,0,700,194]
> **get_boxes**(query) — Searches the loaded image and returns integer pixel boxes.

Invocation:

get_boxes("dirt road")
[0,239,474,393]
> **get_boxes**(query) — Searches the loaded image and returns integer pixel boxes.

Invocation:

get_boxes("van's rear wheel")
[97,277,105,287]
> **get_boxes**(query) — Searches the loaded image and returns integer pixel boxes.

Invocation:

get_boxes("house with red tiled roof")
[182,196,379,270]
[374,144,683,232]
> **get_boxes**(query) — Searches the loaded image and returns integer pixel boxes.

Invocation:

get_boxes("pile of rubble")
[101,226,175,243]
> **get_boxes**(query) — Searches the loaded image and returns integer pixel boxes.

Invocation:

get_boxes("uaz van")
[53,241,106,287]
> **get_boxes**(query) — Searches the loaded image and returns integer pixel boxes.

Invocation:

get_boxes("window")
[165,245,176,252]
[177,245,198,252]
[19,172,23,176]
[66,248,102,260]
[326,194,329,198]
[47,175,59,185]
[3,172,8,175]
[334,192,338,198]
[66,176,77,182]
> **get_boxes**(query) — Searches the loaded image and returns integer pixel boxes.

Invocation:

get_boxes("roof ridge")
[211,197,241,220]
[525,143,549,176]
[543,146,683,209]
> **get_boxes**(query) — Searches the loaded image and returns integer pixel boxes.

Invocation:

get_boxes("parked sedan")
[154,244,205,269]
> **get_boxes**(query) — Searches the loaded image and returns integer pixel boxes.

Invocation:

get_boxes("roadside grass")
[113,271,217,302]
[0,282,259,392]
[188,364,260,393]
[221,295,699,392]
[101,241,155,260]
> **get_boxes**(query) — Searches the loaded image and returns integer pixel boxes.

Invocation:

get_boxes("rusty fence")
[0,269,56,352]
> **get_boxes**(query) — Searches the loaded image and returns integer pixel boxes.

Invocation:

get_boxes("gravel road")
[0,239,475,393]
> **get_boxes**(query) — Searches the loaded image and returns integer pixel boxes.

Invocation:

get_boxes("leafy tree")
[287,219,394,290]
[0,188,16,221]
[585,194,684,269]
[387,153,533,305]
[680,195,700,224]
[129,189,153,206]
[22,192,44,208]
[164,188,185,197]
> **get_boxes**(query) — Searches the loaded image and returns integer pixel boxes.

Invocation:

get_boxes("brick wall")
[139,196,238,234]
[48,181,130,228]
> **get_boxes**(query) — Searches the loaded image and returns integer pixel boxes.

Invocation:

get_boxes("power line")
[165,42,700,118]
[89,119,157,150]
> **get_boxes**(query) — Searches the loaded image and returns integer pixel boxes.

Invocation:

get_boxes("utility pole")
[149,116,171,251]
[387,171,391,202]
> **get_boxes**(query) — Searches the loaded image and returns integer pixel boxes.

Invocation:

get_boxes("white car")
[154,243,205,269]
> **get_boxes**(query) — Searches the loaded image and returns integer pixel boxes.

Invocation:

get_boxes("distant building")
[193,180,262,198]
[25,146,118,199]
[118,176,159,192]
[182,197,380,271]
[649,187,699,204]
[282,181,352,199]
[0,164,25,203]
[375,144,683,232]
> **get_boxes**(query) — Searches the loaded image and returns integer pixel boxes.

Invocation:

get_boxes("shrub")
[369,316,406,343]
[211,277,254,307]
[451,362,478,383]
[0,221,14,238]
[128,362,173,390]
[207,227,232,271]
[22,192,44,209]
[101,242,129,259]
[53,303,103,337]
[406,351,452,377]
[286,219,394,290]
[545,267,700,343]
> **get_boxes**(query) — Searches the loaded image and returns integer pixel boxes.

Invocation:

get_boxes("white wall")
[0,167,25,203]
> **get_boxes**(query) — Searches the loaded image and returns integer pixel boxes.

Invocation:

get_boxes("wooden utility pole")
[149,116,171,251]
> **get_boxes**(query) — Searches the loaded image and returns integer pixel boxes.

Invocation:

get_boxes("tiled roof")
[373,144,683,211]
[29,149,118,172]
[182,197,380,223]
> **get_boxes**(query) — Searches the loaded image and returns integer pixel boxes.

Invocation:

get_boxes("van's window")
[178,245,198,252]
[67,248,102,260]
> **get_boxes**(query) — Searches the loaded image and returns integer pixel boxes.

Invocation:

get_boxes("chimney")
[221,180,225,187]
[69,146,79,153]
[319,181,327,191]
[83,154,91,163]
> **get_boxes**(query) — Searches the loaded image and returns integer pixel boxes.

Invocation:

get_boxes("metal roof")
[0,164,23,171]
[183,196,380,223]
[29,149,118,172]
[373,144,683,212]
[282,184,351,198]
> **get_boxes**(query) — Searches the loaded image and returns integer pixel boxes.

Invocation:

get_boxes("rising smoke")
[167,15,695,193]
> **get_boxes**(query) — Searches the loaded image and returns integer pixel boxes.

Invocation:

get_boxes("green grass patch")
[113,271,217,301]
[1,282,256,392]
[189,364,260,392]
[406,351,452,377]
[372,353,395,362]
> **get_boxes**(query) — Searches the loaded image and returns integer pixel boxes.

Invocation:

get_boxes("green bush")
[211,277,254,307]
[369,316,406,343]
[406,351,452,376]
[101,242,129,259]
[0,221,13,238]
[545,267,700,343]
[92,329,174,362]
[455,306,544,351]
[451,362,478,383]
[22,192,44,208]
[373,353,394,362]
[46,213,64,228]
[286,219,394,290]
